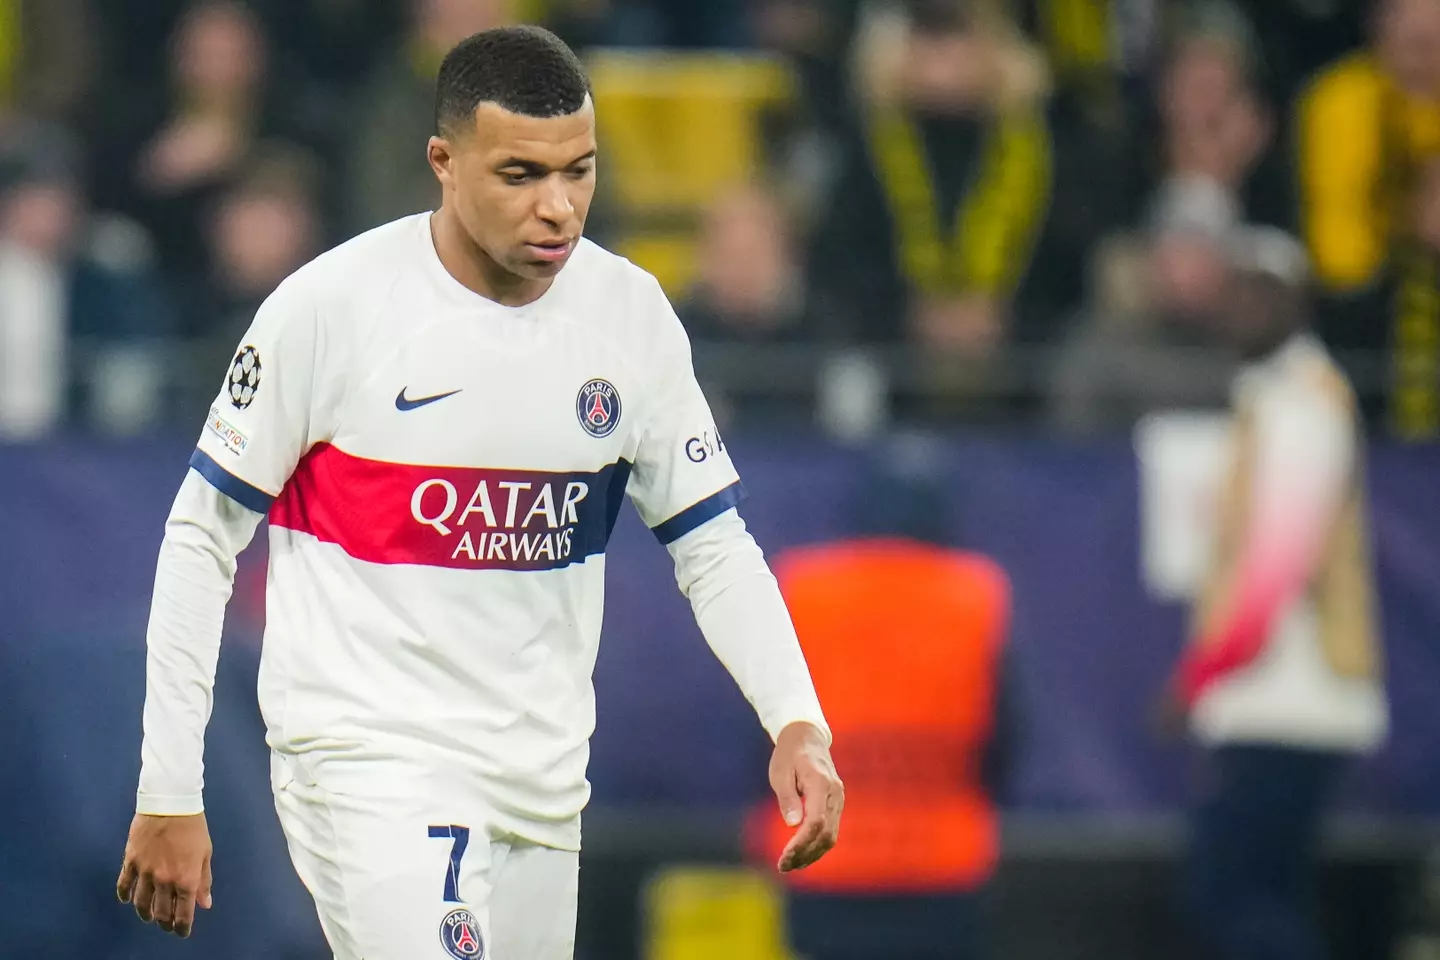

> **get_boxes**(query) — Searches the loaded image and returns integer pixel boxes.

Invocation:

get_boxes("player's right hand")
[117,812,214,939]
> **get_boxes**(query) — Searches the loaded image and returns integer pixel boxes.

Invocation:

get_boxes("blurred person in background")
[184,144,323,403]
[1049,177,1237,434]
[1152,6,1281,229]
[1017,0,1360,141]
[346,0,512,234]
[750,434,1017,960]
[1010,1,1284,352]
[1298,0,1440,439]
[1159,227,1387,960]
[807,0,1052,358]
[0,121,171,439]
[680,183,811,426]
[89,0,326,285]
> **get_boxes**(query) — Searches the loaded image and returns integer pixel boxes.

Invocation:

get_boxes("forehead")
[465,99,596,162]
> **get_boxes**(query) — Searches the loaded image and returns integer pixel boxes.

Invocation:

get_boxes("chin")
[511,255,571,279]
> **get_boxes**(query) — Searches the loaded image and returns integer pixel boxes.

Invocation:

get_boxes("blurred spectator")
[1017,0,1362,130]
[88,1,326,283]
[0,121,171,438]
[1049,178,1237,434]
[807,0,1052,356]
[184,144,322,397]
[682,184,808,344]
[346,0,512,234]
[748,433,1016,960]
[682,183,812,428]
[1154,9,1281,228]
[1159,227,1386,960]
[1298,0,1440,437]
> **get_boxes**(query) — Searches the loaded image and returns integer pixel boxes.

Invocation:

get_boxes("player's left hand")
[769,721,843,873]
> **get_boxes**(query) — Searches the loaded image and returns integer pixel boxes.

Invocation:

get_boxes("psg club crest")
[229,346,262,410]
[439,907,485,959]
[576,378,621,438]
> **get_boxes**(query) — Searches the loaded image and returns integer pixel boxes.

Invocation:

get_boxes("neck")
[431,206,553,307]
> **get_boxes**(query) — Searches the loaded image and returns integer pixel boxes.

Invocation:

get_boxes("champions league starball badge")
[229,346,262,410]
[439,907,485,959]
[576,378,621,438]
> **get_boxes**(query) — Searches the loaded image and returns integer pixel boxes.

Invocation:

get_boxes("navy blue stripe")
[652,481,747,544]
[189,448,276,513]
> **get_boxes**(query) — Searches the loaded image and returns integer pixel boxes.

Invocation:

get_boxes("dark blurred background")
[3,0,1440,958]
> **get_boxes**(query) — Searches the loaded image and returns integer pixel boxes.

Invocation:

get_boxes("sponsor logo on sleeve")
[205,405,250,456]
[229,345,262,410]
[684,429,726,463]
[576,378,621,438]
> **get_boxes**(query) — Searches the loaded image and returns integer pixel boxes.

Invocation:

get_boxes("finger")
[782,778,840,871]
[152,881,177,932]
[173,888,197,938]
[133,874,157,923]
[772,768,803,827]
[778,815,824,872]
[116,858,138,903]
[778,784,828,872]
[821,782,844,846]
[199,855,213,910]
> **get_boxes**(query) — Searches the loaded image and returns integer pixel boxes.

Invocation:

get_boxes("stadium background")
[3,0,1440,957]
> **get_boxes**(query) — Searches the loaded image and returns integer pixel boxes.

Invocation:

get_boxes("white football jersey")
[191,214,745,848]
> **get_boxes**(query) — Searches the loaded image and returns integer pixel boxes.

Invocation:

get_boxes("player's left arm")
[669,513,841,871]
[627,279,841,872]
[1171,379,1356,707]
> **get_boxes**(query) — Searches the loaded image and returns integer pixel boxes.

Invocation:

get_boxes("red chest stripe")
[269,442,632,570]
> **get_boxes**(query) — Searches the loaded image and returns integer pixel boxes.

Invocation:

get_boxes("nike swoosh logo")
[395,388,463,411]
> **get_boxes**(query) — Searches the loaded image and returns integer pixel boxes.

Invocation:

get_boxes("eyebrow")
[495,150,597,173]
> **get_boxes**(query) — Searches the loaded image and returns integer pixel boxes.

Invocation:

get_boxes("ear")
[428,136,456,190]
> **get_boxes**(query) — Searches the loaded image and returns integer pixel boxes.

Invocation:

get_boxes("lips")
[525,239,574,262]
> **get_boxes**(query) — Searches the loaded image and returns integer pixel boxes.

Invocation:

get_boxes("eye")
[501,172,529,185]
[567,165,593,180]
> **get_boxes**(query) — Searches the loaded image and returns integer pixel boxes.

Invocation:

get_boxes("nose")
[534,175,573,226]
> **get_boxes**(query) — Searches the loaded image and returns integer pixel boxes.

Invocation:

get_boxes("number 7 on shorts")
[428,825,471,903]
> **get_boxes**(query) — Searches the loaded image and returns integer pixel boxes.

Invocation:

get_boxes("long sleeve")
[667,510,830,744]
[137,470,265,814]
[138,274,326,813]
[1175,379,1355,705]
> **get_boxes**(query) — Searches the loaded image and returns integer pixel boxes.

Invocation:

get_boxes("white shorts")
[270,752,579,960]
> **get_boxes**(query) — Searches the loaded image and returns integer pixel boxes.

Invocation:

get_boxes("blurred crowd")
[0,0,1437,440]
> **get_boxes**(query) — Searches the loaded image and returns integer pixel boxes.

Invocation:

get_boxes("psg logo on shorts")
[439,907,485,959]
[576,378,621,438]
[228,345,262,410]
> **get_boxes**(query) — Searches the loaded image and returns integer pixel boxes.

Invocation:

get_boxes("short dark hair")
[434,25,591,136]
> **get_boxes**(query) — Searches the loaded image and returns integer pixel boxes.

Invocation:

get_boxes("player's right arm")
[118,276,330,938]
